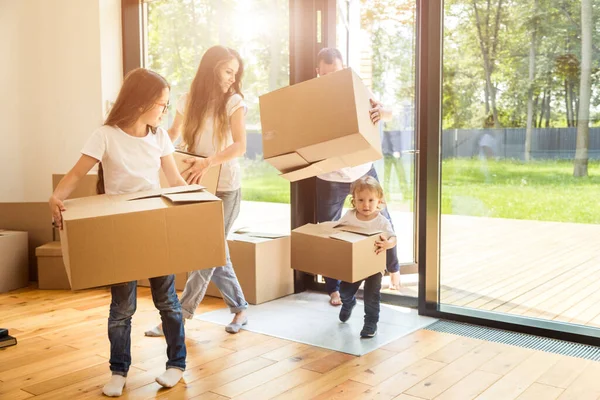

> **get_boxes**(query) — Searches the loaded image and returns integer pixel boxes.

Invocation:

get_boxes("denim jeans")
[340,272,382,324]
[108,276,186,375]
[316,166,400,294]
[179,189,248,318]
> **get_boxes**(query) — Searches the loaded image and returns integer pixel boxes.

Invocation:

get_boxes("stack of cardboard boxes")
[259,68,386,284]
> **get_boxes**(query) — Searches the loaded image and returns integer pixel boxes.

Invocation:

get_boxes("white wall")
[0,0,122,202]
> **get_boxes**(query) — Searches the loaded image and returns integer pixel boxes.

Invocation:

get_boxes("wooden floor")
[2,288,600,399]
[439,216,600,327]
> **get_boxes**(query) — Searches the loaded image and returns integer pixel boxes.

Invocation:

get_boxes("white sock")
[103,374,126,397]
[155,368,183,388]
[144,324,164,337]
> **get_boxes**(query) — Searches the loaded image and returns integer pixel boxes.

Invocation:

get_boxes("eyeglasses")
[155,101,170,114]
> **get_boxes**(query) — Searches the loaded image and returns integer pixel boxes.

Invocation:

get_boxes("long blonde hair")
[182,46,244,153]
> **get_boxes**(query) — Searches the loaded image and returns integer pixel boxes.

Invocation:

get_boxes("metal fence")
[244,128,600,161]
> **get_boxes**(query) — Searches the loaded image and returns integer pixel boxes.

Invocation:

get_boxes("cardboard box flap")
[230,231,289,243]
[334,224,382,237]
[234,228,289,239]
[292,222,339,238]
[267,152,310,173]
[329,231,374,243]
[124,184,206,201]
[36,241,62,257]
[278,158,348,182]
[162,191,220,204]
[63,185,209,221]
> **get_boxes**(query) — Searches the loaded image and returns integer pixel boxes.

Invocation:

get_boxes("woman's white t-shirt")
[337,209,396,237]
[81,125,174,195]
[176,93,247,192]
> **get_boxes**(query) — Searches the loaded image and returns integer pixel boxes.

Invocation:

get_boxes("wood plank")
[353,358,446,399]
[0,354,107,395]
[536,356,590,389]
[151,357,276,399]
[261,342,311,361]
[272,349,396,400]
[474,351,560,399]
[232,368,321,400]
[555,361,600,400]
[434,370,501,400]
[405,341,501,399]
[311,380,372,400]
[19,363,109,396]
[302,352,356,374]
[352,331,457,386]
[515,383,564,400]
[212,349,331,398]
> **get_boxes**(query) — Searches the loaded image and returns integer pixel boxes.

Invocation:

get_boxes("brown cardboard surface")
[36,242,70,289]
[291,223,385,283]
[0,231,29,293]
[138,272,188,291]
[59,184,225,290]
[206,232,293,304]
[0,203,53,281]
[52,174,99,198]
[159,151,221,195]
[259,68,382,181]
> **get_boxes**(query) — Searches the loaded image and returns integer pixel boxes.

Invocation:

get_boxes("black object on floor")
[0,335,17,349]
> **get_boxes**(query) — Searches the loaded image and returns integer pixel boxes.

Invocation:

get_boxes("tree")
[471,0,505,128]
[574,0,592,177]
[525,0,539,161]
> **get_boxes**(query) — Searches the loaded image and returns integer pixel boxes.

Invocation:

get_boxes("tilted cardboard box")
[259,68,382,181]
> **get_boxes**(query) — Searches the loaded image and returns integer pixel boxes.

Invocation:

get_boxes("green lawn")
[240,158,600,224]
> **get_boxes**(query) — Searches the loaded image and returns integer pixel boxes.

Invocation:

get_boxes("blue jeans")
[340,272,382,323]
[316,166,400,294]
[180,189,248,317]
[108,276,186,375]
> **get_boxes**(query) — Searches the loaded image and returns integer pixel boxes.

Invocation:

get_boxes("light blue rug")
[196,291,436,356]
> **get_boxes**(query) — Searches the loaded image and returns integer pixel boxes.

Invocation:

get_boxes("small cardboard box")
[259,68,382,181]
[0,230,29,293]
[36,242,70,290]
[138,272,188,291]
[205,231,293,304]
[159,151,221,195]
[291,222,385,283]
[59,185,225,290]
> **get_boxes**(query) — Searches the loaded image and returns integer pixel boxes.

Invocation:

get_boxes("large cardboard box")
[259,68,382,181]
[59,185,225,290]
[159,151,221,194]
[138,272,188,291]
[0,230,29,293]
[291,222,385,283]
[36,242,70,290]
[205,231,293,304]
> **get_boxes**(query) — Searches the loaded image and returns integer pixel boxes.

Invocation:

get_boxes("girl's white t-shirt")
[337,209,396,237]
[81,125,174,195]
[176,93,247,192]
